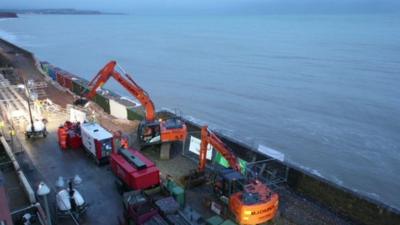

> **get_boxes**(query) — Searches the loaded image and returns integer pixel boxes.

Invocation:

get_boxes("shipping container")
[127,107,144,121]
[94,93,110,114]
[56,70,76,91]
[40,62,49,75]
[47,65,58,81]
[43,65,49,77]
[80,122,113,164]
[63,74,73,91]
[72,79,89,97]
[109,99,128,119]
[56,71,65,86]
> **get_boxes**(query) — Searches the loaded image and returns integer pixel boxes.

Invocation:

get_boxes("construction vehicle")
[187,126,279,225]
[77,61,187,151]
[111,145,160,192]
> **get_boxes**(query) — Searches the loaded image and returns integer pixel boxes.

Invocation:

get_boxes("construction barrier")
[127,107,144,120]
[72,79,89,96]
[93,93,110,114]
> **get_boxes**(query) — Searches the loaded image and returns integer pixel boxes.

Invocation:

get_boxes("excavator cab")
[229,180,279,225]
[160,117,187,143]
[212,168,245,200]
[213,169,279,224]
[138,117,187,146]
[137,121,161,145]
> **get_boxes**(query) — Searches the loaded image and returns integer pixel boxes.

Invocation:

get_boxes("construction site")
[0,38,399,225]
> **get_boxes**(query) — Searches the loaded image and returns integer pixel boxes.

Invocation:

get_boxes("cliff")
[0,12,18,18]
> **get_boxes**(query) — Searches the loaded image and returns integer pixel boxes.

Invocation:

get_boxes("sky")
[1,0,400,14]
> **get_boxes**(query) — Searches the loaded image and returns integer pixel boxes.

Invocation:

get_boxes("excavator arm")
[198,125,241,172]
[86,61,156,122]
[197,125,279,224]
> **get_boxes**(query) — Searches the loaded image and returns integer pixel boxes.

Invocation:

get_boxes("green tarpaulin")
[213,151,247,174]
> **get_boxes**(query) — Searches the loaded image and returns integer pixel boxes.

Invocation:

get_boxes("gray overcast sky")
[2,0,400,14]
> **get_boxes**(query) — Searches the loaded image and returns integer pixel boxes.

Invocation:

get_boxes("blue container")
[40,61,49,71]
[47,66,57,81]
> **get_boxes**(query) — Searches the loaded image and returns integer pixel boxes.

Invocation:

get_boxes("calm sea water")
[1,14,399,209]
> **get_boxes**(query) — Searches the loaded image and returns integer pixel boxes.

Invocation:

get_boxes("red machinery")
[83,61,187,147]
[57,121,113,165]
[122,191,161,225]
[196,126,279,225]
[57,121,82,150]
[110,146,160,191]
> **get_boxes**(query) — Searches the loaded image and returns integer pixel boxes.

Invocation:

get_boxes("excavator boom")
[198,126,241,172]
[86,60,156,122]
[85,61,187,148]
[196,125,278,225]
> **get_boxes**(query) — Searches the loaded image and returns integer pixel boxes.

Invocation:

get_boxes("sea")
[1,14,399,209]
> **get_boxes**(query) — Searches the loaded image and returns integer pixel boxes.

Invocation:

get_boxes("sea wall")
[0,38,32,57]
[159,111,400,225]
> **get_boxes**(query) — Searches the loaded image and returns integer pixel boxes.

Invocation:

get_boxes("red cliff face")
[0,12,18,18]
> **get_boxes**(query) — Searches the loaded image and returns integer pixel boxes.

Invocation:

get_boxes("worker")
[120,137,128,149]
[144,127,152,138]
[9,129,15,136]
[75,122,81,135]
[58,126,68,150]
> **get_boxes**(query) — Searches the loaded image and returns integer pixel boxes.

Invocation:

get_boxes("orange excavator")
[197,125,279,225]
[82,60,187,147]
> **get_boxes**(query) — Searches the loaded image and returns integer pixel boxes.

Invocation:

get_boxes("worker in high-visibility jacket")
[120,137,129,149]
[57,126,68,150]
[113,131,129,150]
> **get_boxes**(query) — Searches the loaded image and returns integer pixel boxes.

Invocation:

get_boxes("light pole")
[37,181,52,225]
[24,80,35,134]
